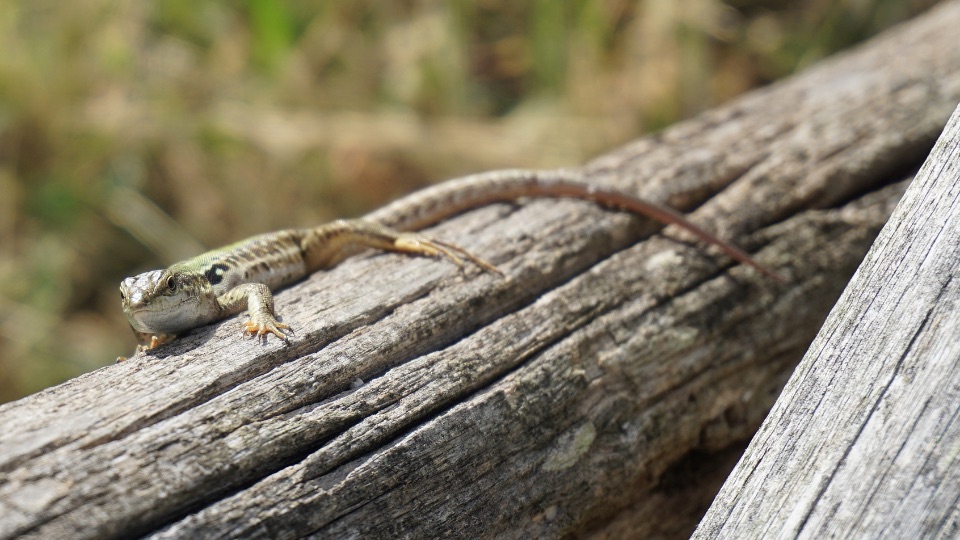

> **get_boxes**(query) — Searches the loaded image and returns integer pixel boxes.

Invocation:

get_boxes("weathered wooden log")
[2,2,960,538]
[694,103,960,539]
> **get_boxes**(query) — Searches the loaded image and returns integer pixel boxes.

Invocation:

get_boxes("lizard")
[119,169,782,360]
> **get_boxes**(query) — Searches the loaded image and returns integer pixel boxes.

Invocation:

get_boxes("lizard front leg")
[217,283,291,341]
[116,327,178,362]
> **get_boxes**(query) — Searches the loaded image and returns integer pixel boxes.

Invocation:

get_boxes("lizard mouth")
[124,310,153,329]
[124,307,157,319]
[124,307,169,332]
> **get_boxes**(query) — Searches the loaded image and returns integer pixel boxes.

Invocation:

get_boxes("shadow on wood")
[3,2,960,538]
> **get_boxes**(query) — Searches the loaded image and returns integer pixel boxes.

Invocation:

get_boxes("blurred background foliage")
[0,0,941,403]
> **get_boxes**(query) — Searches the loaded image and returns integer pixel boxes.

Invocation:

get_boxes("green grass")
[0,0,941,402]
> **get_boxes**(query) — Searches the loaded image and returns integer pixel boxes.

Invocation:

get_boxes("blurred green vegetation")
[0,0,941,403]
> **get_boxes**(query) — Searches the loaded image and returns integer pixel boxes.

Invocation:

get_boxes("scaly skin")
[119,169,781,360]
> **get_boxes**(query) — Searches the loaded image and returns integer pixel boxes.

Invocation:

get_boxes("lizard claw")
[429,238,504,276]
[394,234,504,276]
[243,319,291,342]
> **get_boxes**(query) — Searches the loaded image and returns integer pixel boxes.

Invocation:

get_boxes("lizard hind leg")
[308,220,503,275]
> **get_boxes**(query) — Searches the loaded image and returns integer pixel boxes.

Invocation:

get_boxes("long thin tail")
[364,169,783,281]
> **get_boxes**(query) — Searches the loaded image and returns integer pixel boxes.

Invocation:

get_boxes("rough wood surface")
[693,104,960,539]
[2,2,960,538]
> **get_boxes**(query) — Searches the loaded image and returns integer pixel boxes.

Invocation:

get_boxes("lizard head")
[120,268,218,335]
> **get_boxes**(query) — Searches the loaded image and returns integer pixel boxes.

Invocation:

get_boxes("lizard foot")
[117,332,176,363]
[243,319,291,342]
[394,234,504,276]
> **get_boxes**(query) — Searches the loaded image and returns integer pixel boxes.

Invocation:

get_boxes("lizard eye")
[166,276,177,291]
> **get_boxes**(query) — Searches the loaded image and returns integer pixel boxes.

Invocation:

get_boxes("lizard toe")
[243,320,291,342]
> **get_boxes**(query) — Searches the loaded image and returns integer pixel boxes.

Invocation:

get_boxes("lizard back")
[172,230,309,294]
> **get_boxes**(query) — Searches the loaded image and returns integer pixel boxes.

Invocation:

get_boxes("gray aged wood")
[693,105,960,539]
[2,2,960,538]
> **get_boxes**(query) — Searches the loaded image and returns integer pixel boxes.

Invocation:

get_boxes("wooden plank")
[2,2,960,538]
[694,104,960,538]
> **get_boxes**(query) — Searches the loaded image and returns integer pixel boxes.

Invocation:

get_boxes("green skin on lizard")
[120,170,782,358]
